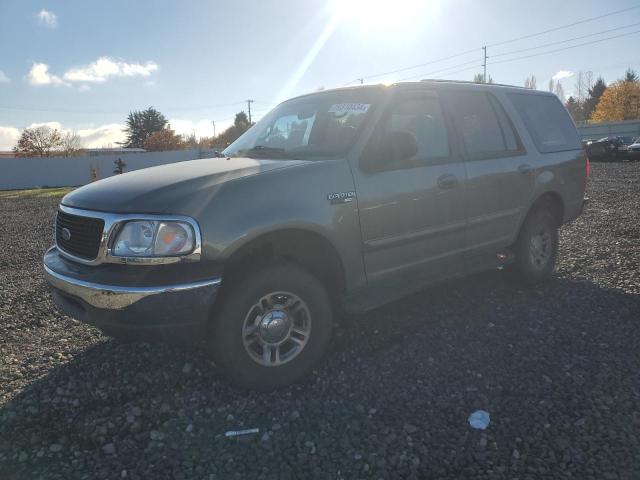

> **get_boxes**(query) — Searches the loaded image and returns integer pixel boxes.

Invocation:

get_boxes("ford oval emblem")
[61,227,72,241]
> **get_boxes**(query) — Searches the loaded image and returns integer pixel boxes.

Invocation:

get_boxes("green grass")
[0,187,74,199]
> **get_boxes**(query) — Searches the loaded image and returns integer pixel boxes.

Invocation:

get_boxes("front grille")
[56,210,104,260]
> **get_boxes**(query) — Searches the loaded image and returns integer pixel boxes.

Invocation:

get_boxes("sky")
[0,0,639,150]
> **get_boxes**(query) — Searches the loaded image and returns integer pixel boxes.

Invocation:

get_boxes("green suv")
[44,81,588,388]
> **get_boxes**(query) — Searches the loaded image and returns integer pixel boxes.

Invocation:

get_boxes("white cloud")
[0,122,126,150]
[0,126,21,150]
[63,57,159,83]
[78,84,91,92]
[169,118,233,139]
[0,70,10,83]
[76,124,126,147]
[37,9,57,28]
[552,70,574,81]
[27,62,68,86]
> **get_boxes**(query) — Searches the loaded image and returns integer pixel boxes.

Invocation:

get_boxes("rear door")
[352,88,467,285]
[444,89,533,269]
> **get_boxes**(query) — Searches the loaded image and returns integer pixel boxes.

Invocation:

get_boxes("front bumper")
[43,247,221,336]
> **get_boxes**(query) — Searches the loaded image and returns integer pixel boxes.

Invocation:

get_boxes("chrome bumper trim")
[44,263,221,310]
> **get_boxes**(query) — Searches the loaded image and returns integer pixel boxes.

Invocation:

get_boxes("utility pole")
[246,99,254,124]
[212,120,216,138]
[482,46,487,84]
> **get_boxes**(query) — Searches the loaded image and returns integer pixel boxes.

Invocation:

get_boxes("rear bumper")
[43,247,221,337]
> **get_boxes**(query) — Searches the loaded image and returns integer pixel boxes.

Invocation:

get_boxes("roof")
[284,80,545,104]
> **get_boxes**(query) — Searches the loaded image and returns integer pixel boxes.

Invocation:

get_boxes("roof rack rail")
[417,78,525,89]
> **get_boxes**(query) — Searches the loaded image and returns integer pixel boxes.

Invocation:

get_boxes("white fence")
[1,149,220,190]
[577,119,640,141]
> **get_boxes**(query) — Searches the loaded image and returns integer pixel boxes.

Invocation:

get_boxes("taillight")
[586,155,591,179]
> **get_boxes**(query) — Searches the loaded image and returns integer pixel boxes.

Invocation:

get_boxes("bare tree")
[13,126,63,157]
[575,72,586,103]
[584,71,594,94]
[524,75,537,89]
[61,131,84,157]
[554,81,565,102]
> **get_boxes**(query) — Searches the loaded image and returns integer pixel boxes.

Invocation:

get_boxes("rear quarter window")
[507,93,582,153]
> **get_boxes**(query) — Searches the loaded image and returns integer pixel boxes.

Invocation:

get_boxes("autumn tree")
[591,80,640,122]
[583,77,606,120]
[122,107,168,148]
[13,126,63,157]
[143,126,186,151]
[215,111,252,147]
[61,131,84,156]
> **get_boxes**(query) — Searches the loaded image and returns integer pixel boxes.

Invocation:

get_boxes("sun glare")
[333,0,430,34]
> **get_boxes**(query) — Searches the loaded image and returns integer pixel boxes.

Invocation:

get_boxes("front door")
[351,88,468,287]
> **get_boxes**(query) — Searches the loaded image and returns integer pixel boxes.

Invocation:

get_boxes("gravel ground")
[1,162,639,480]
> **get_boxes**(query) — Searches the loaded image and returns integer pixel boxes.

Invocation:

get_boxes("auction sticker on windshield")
[328,103,370,116]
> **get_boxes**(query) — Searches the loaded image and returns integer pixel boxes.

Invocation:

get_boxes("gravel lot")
[1,162,639,480]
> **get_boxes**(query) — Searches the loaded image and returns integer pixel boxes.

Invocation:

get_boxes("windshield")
[223,90,379,159]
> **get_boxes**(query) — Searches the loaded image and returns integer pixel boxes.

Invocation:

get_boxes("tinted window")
[448,91,521,158]
[386,94,450,162]
[508,93,582,153]
[489,95,519,151]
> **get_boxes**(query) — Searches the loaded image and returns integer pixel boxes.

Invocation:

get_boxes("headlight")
[112,220,195,257]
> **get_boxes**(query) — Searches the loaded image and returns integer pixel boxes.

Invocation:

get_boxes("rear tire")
[210,263,333,390]
[511,208,559,285]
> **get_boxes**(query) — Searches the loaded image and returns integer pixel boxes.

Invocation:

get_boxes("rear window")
[508,93,582,153]
[447,91,523,160]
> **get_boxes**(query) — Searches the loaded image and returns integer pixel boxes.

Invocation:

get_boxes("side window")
[448,91,522,159]
[507,93,582,153]
[387,96,450,163]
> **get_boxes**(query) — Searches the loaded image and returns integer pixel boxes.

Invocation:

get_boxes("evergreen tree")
[121,107,168,148]
[583,77,607,120]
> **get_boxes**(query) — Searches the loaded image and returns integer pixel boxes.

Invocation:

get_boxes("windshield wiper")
[241,145,292,159]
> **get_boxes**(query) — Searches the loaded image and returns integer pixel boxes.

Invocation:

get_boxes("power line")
[488,29,640,66]
[397,59,482,81]
[487,5,640,47]
[491,22,640,59]
[343,6,640,86]
[344,47,479,85]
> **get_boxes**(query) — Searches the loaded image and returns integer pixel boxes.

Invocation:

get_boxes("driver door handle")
[518,163,533,174]
[437,173,458,190]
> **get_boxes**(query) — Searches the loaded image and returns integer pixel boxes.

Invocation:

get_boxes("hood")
[62,157,309,214]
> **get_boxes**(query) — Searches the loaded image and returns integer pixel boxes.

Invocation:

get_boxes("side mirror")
[373,130,418,168]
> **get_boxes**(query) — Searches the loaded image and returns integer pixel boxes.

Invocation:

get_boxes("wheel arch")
[221,227,348,301]
[524,191,565,228]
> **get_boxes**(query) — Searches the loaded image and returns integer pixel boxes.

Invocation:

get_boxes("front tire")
[210,263,333,389]
[511,208,559,285]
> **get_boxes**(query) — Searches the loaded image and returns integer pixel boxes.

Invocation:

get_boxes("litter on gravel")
[468,410,491,430]
[225,428,260,437]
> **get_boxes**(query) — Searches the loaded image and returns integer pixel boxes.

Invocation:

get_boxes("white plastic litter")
[468,410,490,429]
[225,428,259,437]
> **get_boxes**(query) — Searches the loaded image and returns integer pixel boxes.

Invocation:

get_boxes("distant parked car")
[586,136,632,162]
[627,136,640,161]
